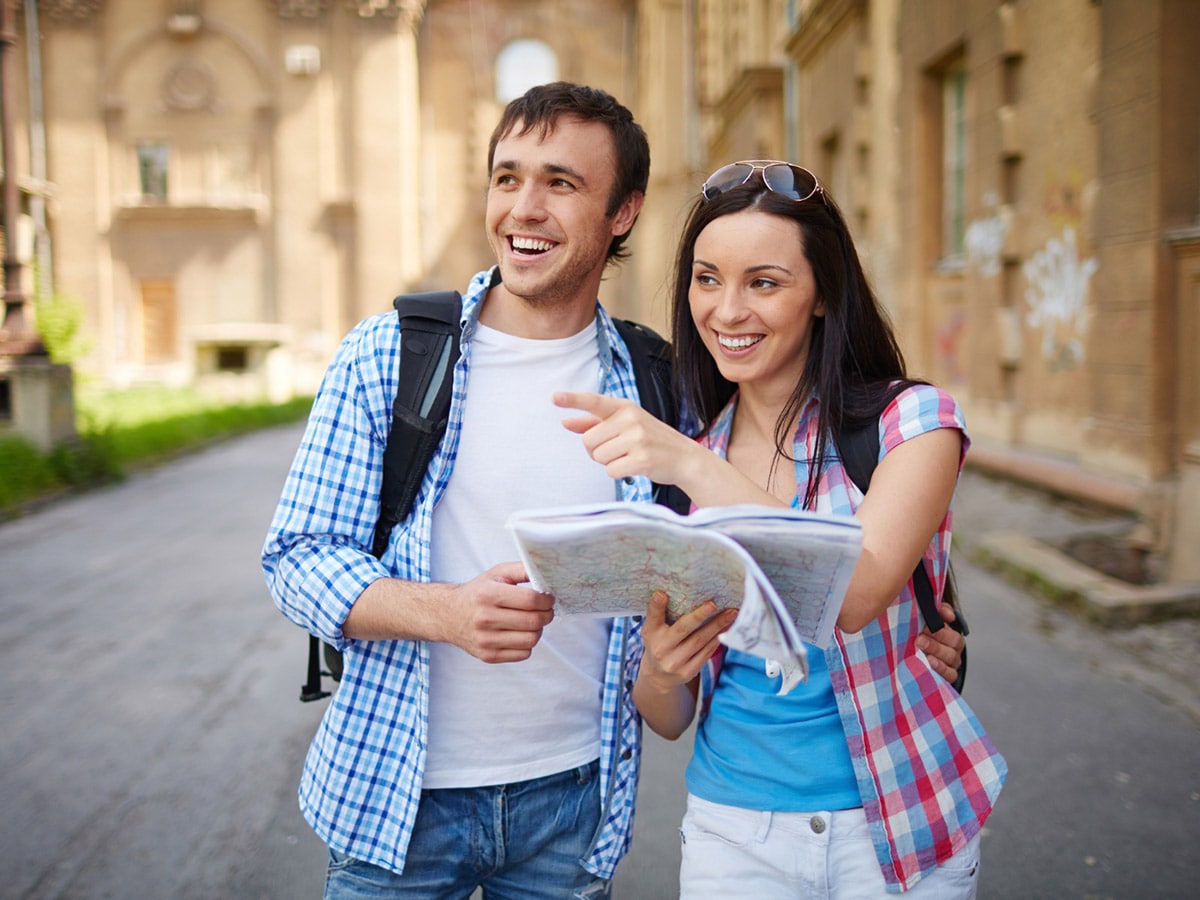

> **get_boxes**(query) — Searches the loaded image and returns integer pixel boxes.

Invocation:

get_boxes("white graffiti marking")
[1023,226,1098,368]
[965,212,1008,278]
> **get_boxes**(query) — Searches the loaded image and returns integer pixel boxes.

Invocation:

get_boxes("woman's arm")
[634,592,738,739]
[836,427,963,633]
[554,391,784,508]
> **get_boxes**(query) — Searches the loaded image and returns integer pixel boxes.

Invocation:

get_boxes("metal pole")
[24,0,51,302]
[0,0,44,354]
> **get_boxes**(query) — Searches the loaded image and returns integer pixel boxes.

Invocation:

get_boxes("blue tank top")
[685,646,861,811]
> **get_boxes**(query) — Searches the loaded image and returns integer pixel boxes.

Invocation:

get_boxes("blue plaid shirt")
[262,268,653,879]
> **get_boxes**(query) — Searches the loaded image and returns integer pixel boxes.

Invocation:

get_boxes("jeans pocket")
[572,878,613,900]
[326,847,356,873]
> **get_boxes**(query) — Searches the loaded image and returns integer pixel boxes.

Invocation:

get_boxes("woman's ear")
[815,295,826,318]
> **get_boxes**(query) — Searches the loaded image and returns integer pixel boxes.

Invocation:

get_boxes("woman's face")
[688,209,825,399]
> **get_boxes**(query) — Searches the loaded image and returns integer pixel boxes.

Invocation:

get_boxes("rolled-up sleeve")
[261,316,395,647]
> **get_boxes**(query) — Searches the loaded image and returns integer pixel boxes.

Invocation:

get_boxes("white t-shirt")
[424,320,617,788]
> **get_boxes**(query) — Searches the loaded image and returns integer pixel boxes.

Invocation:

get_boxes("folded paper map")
[506,502,863,688]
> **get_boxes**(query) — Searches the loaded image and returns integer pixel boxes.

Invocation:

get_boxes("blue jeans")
[324,759,610,900]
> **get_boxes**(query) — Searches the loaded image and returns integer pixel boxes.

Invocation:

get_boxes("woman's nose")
[713,287,749,324]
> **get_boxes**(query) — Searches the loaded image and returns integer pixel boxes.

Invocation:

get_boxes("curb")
[972,532,1200,628]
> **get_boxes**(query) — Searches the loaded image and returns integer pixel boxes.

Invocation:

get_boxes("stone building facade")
[688,0,1200,583]
[4,0,1198,578]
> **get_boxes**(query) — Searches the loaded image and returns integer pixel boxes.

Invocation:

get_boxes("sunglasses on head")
[701,160,826,205]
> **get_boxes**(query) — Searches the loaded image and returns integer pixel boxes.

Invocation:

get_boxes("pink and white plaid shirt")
[698,384,1007,892]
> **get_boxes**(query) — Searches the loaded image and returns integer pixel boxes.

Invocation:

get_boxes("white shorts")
[679,794,981,899]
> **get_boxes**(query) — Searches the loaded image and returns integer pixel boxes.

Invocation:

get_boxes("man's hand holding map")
[506,503,863,688]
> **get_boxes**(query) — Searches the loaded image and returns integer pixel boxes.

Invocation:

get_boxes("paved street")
[1,422,1197,899]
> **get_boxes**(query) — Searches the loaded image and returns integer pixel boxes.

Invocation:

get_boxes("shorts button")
[810,815,826,834]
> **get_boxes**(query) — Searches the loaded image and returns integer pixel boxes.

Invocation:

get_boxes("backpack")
[300,291,689,701]
[838,422,968,692]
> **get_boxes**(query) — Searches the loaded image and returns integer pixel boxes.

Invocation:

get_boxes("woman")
[556,161,1005,897]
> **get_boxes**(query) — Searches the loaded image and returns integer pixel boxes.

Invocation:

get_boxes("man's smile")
[510,235,558,255]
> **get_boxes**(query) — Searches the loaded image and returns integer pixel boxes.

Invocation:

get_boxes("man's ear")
[610,191,645,238]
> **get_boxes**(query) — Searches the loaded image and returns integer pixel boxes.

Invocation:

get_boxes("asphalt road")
[1,422,1197,899]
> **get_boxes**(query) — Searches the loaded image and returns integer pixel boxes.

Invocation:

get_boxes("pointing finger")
[560,414,602,435]
[553,391,623,418]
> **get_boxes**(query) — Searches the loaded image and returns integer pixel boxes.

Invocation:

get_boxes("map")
[507,501,864,681]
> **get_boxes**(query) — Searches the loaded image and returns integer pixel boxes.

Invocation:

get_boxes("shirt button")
[621,748,633,761]
[810,816,826,834]
[623,476,635,485]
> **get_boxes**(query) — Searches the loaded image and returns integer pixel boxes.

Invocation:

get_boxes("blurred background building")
[1,0,1197,579]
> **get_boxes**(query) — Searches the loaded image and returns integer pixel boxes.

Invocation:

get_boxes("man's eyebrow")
[490,159,587,185]
[543,163,586,184]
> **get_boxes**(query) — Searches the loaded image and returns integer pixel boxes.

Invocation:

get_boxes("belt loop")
[755,810,773,842]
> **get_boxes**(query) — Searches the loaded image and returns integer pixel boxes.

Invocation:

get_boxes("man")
[262,82,963,897]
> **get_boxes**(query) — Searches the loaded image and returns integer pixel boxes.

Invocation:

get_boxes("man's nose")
[511,183,548,221]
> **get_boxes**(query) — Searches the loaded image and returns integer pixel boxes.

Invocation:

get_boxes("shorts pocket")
[938,833,981,881]
[680,796,755,850]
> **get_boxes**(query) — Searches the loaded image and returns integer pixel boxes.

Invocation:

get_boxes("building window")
[139,279,176,363]
[941,65,967,260]
[137,142,170,201]
[216,346,249,372]
[495,40,558,103]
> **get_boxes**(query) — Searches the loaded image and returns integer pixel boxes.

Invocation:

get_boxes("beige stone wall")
[414,0,648,319]
[702,0,1200,576]
[892,0,1103,457]
[20,1,425,396]
[630,0,701,332]
[1167,234,1200,580]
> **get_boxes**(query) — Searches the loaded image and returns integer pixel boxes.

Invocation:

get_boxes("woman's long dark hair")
[670,176,925,510]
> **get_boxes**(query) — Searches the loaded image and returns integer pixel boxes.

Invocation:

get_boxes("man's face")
[486,117,641,311]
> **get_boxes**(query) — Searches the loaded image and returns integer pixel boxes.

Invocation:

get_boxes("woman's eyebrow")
[693,259,792,276]
[746,263,793,276]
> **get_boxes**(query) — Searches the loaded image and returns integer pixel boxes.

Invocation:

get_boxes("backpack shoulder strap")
[373,290,463,558]
[613,318,692,515]
[837,419,944,634]
[303,291,462,703]
[837,420,881,497]
[613,318,674,423]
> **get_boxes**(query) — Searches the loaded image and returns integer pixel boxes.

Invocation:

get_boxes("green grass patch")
[0,386,313,518]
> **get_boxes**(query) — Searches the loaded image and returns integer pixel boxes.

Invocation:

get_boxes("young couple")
[263,81,1004,899]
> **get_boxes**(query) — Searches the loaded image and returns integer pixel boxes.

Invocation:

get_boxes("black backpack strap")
[613,318,692,515]
[301,635,329,702]
[373,291,463,558]
[301,290,462,703]
[837,420,945,634]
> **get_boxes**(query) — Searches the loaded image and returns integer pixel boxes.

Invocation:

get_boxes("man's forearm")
[343,577,457,643]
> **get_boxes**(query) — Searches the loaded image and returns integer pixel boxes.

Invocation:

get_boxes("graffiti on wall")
[964,193,1008,278]
[934,310,968,384]
[1023,225,1098,370]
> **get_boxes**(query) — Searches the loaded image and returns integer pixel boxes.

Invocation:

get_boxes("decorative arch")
[102,16,275,108]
